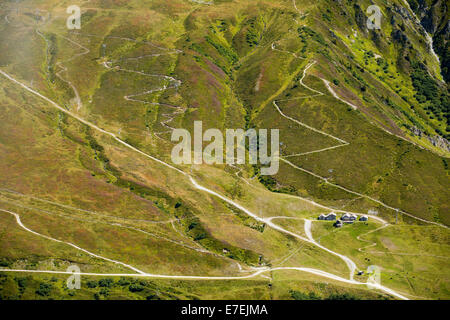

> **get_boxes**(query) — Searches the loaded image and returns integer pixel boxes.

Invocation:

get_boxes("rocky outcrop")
[428,135,450,152]
[410,126,450,152]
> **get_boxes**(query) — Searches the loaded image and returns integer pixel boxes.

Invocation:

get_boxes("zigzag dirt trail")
[1,0,441,300]
[0,67,411,299]
[269,37,448,229]
[74,32,186,138]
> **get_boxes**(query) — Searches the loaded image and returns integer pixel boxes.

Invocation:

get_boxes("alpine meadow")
[0,0,449,301]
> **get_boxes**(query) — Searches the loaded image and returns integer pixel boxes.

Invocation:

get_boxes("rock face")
[392,3,415,21]
[414,0,445,34]
[411,126,423,137]
[407,0,449,81]
[410,126,450,152]
[428,135,450,152]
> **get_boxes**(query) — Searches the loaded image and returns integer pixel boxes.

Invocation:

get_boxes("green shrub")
[35,283,52,296]
[290,290,321,300]
[98,278,113,288]
[129,284,144,292]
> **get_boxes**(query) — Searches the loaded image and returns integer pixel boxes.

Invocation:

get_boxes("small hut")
[333,220,343,228]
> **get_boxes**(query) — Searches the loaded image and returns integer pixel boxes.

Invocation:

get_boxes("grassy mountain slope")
[0,0,448,300]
